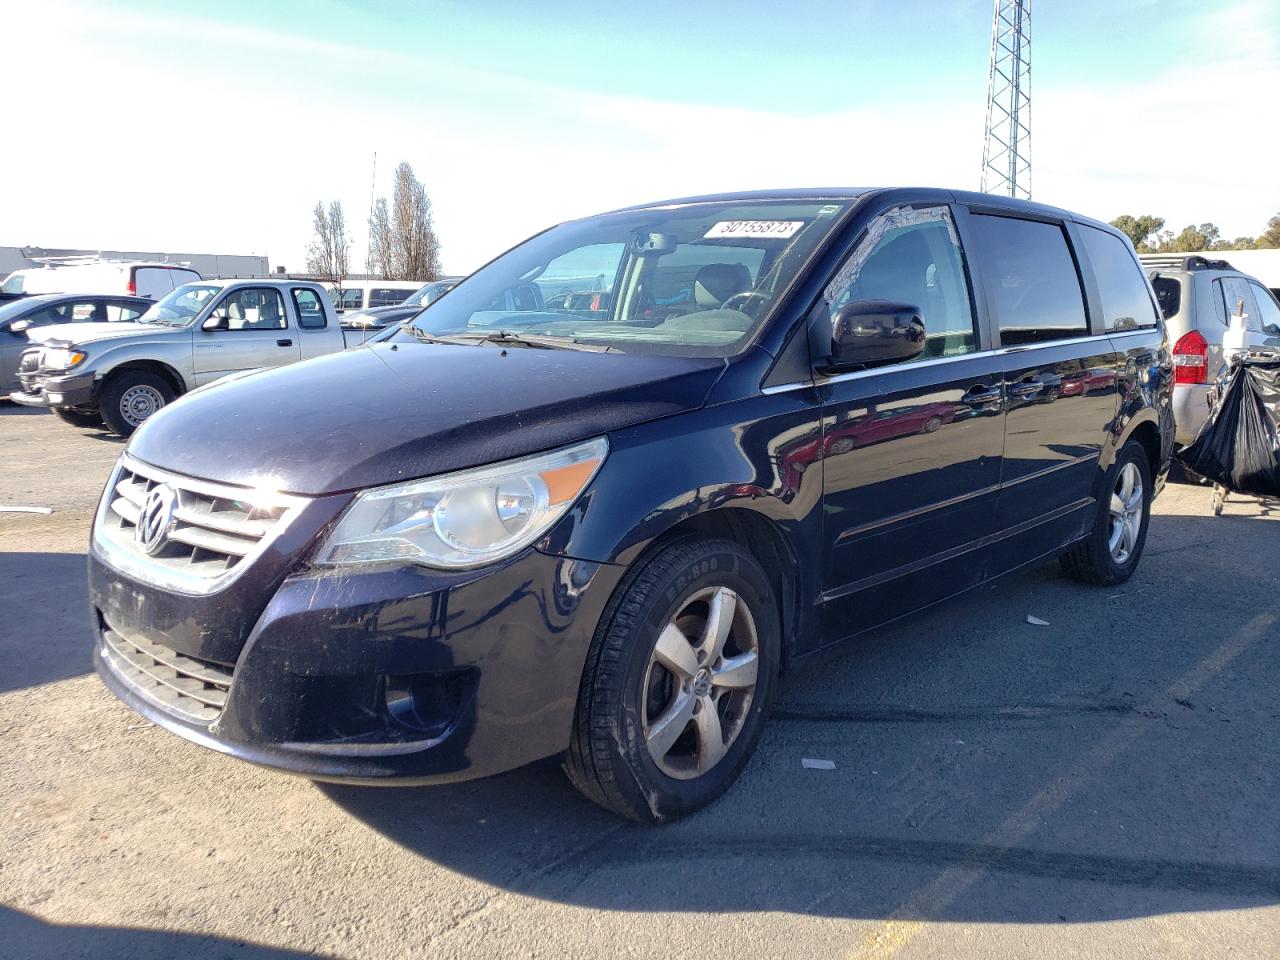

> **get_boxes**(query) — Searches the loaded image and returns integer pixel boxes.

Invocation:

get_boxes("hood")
[128,342,724,495]
[340,304,421,327]
[25,322,184,345]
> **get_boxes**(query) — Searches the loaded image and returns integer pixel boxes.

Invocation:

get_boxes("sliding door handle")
[961,385,1002,405]
[277,338,293,347]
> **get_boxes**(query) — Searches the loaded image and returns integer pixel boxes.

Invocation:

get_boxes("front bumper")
[90,546,624,784]
[10,369,96,408]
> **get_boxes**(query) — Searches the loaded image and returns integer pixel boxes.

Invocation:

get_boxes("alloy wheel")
[642,586,759,780]
[1108,461,1144,564]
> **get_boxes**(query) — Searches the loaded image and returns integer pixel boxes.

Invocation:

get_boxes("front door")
[819,204,1005,641]
[193,287,301,385]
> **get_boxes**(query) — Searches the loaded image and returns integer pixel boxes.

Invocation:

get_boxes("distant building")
[0,245,270,280]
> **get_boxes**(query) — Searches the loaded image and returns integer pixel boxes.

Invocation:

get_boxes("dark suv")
[89,188,1173,823]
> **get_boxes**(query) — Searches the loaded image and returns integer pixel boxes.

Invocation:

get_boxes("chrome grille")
[94,454,306,594]
[100,626,233,724]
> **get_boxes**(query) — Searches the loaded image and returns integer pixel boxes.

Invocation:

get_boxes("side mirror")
[10,319,31,333]
[203,313,229,331]
[823,300,926,372]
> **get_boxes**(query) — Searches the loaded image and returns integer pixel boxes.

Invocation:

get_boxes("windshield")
[403,281,455,307]
[0,296,47,327]
[392,200,851,357]
[138,283,221,326]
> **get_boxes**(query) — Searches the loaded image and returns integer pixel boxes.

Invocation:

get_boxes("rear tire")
[53,407,103,428]
[564,537,780,823]
[98,372,175,438]
[1060,439,1152,586]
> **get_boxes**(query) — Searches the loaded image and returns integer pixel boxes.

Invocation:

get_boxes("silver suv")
[1140,254,1280,444]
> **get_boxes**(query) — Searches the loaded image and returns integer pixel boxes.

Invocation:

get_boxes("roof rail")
[1136,253,1235,272]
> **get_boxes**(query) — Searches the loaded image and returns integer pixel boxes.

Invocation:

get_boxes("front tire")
[53,407,103,428]
[1060,439,1152,586]
[564,537,780,823]
[98,372,175,437]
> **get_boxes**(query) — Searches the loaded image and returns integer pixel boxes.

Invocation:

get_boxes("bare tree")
[305,200,351,294]
[390,162,442,280]
[369,197,394,279]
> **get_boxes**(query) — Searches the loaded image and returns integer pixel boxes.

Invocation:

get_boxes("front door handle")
[961,385,1002,405]
[277,338,293,347]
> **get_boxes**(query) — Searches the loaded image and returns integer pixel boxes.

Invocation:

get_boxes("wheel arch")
[612,506,808,671]
[99,359,187,398]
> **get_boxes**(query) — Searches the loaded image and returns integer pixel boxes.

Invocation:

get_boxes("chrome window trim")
[92,452,309,597]
[761,328,1158,395]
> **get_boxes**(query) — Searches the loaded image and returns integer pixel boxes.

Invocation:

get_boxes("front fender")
[539,392,825,646]
[84,337,195,392]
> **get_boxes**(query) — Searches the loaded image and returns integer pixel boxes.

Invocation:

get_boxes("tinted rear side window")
[970,215,1088,345]
[1078,227,1159,330]
[1151,276,1181,320]
[369,288,409,307]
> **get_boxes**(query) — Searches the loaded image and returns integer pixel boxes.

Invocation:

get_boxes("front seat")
[693,263,752,309]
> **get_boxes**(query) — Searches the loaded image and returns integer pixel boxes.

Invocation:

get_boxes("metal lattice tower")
[980,0,1032,199]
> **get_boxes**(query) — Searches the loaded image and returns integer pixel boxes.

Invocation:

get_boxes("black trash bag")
[1177,356,1280,498]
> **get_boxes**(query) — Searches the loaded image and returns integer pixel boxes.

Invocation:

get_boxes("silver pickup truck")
[10,279,376,436]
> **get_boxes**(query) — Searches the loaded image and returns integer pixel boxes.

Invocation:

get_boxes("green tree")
[1109,214,1165,252]
[1257,214,1280,249]
[1158,223,1220,253]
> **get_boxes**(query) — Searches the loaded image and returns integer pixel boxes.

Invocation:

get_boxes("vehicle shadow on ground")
[0,906,335,960]
[323,511,1280,924]
[0,402,48,416]
[0,552,93,691]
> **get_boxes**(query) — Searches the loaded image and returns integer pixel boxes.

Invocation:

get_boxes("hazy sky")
[3,0,1277,274]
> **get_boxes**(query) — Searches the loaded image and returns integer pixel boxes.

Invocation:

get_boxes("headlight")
[42,347,86,370]
[314,437,608,569]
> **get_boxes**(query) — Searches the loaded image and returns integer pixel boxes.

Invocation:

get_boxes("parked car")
[0,293,151,398]
[327,279,426,314]
[1,258,201,302]
[10,279,357,435]
[1138,254,1280,445]
[87,188,1173,823]
[338,277,463,330]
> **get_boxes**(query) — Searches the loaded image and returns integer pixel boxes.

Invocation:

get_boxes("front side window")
[291,288,326,329]
[394,199,852,357]
[105,303,144,322]
[970,215,1089,345]
[211,288,287,330]
[1248,282,1280,333]
[1078,227,1159,331]
[824,205,977,360]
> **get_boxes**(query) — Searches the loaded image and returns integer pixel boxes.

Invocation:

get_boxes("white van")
[1,258,202,301]
[326,279,423,313]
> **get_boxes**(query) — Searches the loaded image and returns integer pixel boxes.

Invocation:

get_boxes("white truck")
[10,279,376,436]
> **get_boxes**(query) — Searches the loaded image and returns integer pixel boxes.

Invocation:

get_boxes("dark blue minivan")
[89,188,1174,822]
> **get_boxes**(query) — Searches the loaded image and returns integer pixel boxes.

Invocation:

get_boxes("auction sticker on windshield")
[704,220,804,239]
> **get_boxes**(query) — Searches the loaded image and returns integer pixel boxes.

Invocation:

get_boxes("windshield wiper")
[401,325,478,346]
[479,330,612,352]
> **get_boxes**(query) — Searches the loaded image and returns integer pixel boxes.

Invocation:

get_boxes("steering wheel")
[719,291,772,316]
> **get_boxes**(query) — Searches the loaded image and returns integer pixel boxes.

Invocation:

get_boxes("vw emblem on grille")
[135,484,177,555]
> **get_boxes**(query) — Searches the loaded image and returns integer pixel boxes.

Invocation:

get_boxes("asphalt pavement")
[1,402,1276,960]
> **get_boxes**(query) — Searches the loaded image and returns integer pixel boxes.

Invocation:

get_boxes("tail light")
[1172,330,1208,385]
[126,275,136,296]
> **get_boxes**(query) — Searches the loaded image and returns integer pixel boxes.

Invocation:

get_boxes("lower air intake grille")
[100,627,233,724]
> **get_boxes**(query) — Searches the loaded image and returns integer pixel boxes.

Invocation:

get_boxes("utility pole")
[365,151,377,278]
[980,0,1032,199]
